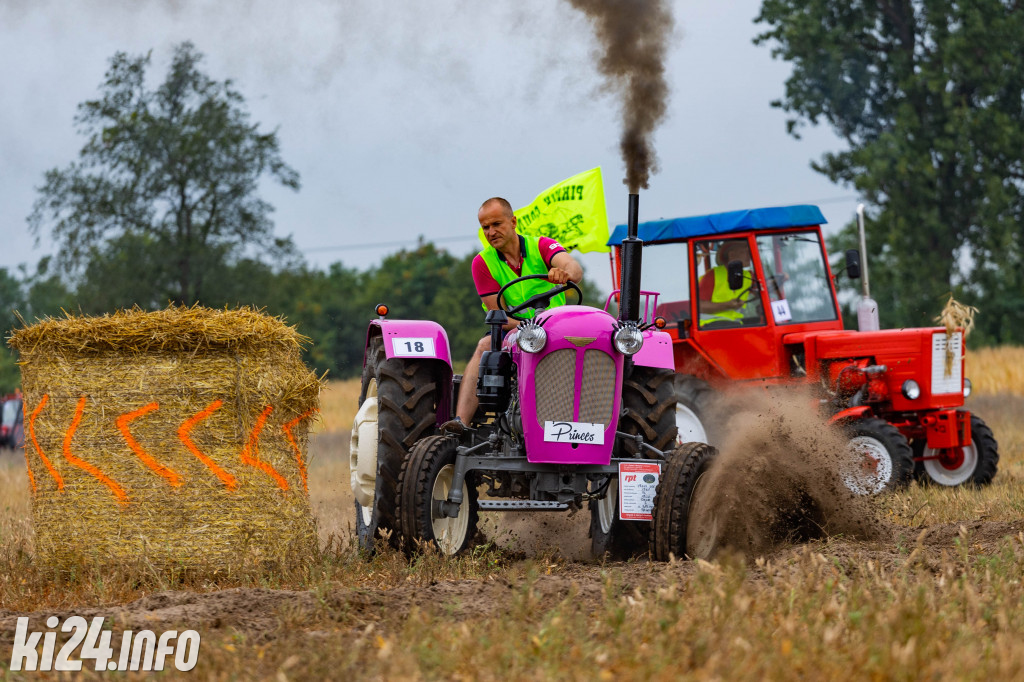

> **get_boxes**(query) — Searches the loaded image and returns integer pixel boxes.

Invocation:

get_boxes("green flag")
[479,167,610,253]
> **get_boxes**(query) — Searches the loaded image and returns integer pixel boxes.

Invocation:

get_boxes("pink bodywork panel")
[516,305,623,466]
[367,319,453,367]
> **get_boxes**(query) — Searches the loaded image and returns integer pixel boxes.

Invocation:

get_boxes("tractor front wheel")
[649,442,718,561]
[350,336,439,552]
[841,417,914,495]
[914,413,999,487]
[398,435,478,556]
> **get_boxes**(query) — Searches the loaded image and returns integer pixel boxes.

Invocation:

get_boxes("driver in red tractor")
[698,239,758,326]
[443,196,583,433]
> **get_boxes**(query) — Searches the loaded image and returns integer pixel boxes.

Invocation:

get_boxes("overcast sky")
[0,0,858,284]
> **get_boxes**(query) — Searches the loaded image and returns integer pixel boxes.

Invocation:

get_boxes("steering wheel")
[496,274,583,321]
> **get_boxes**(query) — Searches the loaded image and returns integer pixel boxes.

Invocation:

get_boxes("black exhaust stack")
[618,193,642,323]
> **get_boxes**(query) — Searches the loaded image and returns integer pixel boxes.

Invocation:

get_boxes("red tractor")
[607,205,998,493]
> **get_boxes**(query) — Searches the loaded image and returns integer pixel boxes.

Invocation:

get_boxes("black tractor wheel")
[398,435,478,556]
[649,442,718,561]
[672,374,716,446]
[350,335,440,552]
[589,475,649,560]
[841,417,914,495]
[619,366,677,457]
[913,413,999,487]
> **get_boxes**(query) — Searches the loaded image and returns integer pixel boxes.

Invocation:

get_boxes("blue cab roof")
[607,204,827,246]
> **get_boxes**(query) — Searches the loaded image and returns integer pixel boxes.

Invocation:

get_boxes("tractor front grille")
[578,350,616,424]
[534,348,616,427]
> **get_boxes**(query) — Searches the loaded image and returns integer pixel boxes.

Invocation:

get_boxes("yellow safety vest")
[480,236,566,318]
[700,266,755,326]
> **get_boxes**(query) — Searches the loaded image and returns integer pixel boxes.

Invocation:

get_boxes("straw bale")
[8,306,323,571]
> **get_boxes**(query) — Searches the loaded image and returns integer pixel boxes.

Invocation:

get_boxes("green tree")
[29,42,300,305]
[0,268,23,393]
[755,1,1024,342]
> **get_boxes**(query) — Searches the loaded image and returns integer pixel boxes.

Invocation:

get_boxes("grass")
[0,347,1022,680]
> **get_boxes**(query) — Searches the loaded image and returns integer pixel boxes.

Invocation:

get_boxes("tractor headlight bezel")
[613,323,644,356]
[963,377,972,397]
[516,323,547,354]
[901,379,921,400]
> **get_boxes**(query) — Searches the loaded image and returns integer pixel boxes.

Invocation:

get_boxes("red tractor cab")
[607,205,998,492]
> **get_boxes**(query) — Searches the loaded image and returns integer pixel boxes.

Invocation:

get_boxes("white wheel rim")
[676,404,708,446]
[350,378,379,519]
[431,463,470,555]
[596,477,617,534]
[842,435,893,495]
[922,443,978,486]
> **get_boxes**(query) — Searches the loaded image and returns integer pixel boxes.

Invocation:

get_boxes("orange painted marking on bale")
[177,399,237,490]
[283,409,317,494]
[28,394,64,490]
[63,395,129,506]
[240,404,289,491]
[116,402,182,487]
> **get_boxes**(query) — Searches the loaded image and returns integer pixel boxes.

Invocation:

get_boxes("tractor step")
[477,500,569,512]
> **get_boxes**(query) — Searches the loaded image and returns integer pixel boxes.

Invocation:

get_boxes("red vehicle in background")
[0,393,25,452]
[606,205,998,493]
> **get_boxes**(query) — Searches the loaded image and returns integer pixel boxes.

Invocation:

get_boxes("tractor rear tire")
[672,375,716,446]
[589,475,648,560]
[649,442,718,562]
[351,336,440,552]
[913,413,999,487]
[619,366,678,457]
[398,435,479,556]
[841,417,914,495]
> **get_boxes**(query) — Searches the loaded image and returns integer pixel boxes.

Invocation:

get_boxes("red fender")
[827,405,872,425]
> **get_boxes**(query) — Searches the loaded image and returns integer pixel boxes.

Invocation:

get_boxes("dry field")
[0,347,1023,679]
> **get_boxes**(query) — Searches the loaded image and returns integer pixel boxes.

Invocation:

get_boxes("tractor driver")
[698,239,759,326]
[441,197,583,435]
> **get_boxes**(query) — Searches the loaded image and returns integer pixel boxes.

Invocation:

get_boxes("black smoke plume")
[567,0,673,192]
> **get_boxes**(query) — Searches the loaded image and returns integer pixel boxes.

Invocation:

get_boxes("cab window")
[637,242,690,327]
[695,238,764,328]
[755,232,839,324]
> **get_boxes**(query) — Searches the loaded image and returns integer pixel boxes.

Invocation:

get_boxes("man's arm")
[548,251,583,285]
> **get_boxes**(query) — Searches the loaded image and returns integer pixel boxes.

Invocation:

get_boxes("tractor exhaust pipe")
[855,203,880,331]
[618,193,643,323]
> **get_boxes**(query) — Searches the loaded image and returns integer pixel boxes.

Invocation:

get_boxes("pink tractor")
[350,195,714,559]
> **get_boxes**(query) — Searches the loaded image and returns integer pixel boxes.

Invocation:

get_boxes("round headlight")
[613,324,644,355]
[901,379,921,400]
[963,377,972,397]
[516,323,547,354]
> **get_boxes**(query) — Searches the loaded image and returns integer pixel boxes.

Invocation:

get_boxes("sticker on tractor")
[391,337,435,357]
[931,331,963,394]
[618,461,661,521]
[771,299,793,322]
[543,421,604,445]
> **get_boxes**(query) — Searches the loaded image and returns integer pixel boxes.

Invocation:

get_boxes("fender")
[828,405,872,425]
[632,329,675,370]
[366,319,453,367]
[366,319,454,424]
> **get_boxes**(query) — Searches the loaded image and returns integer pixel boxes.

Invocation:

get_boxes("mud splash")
[685,389,887,560]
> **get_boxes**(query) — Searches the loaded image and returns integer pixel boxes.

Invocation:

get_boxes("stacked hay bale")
[8,306,322,571]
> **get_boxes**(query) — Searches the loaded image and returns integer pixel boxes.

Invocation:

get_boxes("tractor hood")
[513,305,624,466]
[786,327,967,411]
